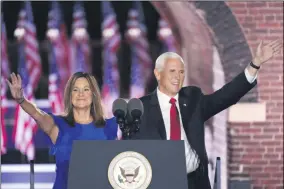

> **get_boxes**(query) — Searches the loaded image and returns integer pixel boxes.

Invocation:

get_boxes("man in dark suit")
[128,39,282,189]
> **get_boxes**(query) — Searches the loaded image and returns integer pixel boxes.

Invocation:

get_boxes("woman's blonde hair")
[62,72,105,127]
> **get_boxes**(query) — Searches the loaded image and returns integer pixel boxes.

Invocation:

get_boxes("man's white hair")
[155,52,184,72]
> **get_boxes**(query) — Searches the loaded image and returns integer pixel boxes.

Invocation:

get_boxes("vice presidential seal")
[108,151,152,189]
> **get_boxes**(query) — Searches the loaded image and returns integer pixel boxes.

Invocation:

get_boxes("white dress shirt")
[156,69,257,173]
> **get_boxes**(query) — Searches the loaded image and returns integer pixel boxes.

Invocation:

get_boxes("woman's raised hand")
[6,73,24,102]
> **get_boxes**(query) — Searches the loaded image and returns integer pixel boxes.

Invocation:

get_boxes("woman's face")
[71,77,93,109]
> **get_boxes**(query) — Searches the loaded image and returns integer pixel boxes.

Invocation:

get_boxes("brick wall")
[226,2,283,189]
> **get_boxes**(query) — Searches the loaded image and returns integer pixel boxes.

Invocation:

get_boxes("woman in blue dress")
[7,72,120,189]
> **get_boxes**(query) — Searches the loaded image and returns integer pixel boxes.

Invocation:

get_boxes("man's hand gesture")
[253,39,283,66]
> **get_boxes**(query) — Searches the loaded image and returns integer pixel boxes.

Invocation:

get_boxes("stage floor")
[1,164,55,189]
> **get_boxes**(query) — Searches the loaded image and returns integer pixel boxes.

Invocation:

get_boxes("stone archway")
[194,1,258,102]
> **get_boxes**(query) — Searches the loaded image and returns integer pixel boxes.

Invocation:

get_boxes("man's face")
[154,57,185,97]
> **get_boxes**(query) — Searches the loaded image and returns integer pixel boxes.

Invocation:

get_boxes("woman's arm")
[7,73,59,143]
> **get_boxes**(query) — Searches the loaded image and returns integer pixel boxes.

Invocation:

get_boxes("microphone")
[127,98,144,124]
[125,109,133,124]
[112,98,143,139]
[112,98,127,124]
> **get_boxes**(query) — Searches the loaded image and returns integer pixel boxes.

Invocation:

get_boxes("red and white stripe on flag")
[13,86,37,161]
[1,81,8,154]
[13,2,42,160]
[1,17,9,155]
[48,73,63,114]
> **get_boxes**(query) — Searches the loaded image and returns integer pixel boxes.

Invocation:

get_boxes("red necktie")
[169,98,181,140]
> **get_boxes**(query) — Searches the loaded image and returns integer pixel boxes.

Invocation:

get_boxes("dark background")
[2,1,160,41]
[2,1,162,99]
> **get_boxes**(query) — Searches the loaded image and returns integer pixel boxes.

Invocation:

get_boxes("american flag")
[13,1,42,161]
[48,1,70,91]
[48,47,64,114]
[126,1,152,98]
[70,2,90,73]
[101,1,121,118]
[157,18,177,52]
[47,1,64,114]
[1,16,9,155]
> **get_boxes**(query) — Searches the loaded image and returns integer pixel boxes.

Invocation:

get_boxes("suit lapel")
[178,92,189,132]
[178,88,196,137]
[149,90,167,140]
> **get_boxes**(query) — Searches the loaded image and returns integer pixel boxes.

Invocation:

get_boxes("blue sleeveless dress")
[48,113,118,189]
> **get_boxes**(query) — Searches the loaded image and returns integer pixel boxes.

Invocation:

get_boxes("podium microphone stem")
[30,160,35,189]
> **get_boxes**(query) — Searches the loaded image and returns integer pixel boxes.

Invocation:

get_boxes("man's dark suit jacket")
[127,71,257,189]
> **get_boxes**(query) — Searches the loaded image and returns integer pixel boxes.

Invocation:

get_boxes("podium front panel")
[68,140,188,189]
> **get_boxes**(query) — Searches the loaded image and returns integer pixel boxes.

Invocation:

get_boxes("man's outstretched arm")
[201,39,283,121]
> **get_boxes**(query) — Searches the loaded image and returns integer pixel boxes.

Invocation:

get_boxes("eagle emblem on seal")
[108,151,152,189]
[118,166,140,183]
